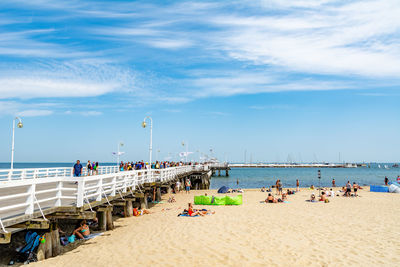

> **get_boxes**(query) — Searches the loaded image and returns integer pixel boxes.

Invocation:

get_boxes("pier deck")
[0,165,210,233]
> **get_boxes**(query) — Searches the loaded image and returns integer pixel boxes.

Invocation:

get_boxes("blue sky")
[0,0,399,163]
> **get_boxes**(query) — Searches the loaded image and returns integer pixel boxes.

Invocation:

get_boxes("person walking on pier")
[87,160,93,176]
[73,160,83,177]
[185,178,191,194]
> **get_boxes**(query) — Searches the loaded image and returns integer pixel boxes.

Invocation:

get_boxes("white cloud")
[17,109,53,117]
[80,111,102,116]
[0,101,55,117]
[0,62,135,99]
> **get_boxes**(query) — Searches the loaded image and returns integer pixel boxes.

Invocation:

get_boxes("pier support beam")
[126,200,133,217]
[226,170,229,176]
[106,210,114,230]
[156,187,161,202]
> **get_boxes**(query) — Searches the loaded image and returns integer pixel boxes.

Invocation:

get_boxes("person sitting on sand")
[265,193,277,203]
[168,196,176,203]
[310,185,315,190]
[72,220,90,239]
[319,192,327,202]
[261,187,266,192]
[310,193,317,202]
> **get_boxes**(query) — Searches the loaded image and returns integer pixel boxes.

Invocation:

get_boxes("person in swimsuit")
[187,203,214,216]
[319,192,327,202]
[310,193,317,202]
[345,181,352,197]
[353,182,358,197]
[332,179,336,187]
[296,179,300,192]
[73,220,90,239]
[265,193,277,203]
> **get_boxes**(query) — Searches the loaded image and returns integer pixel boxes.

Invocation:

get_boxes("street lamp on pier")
[11,117,23,170]
[142,116,153,169]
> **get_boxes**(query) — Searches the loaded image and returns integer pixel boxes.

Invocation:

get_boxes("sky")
[0,0,399,163]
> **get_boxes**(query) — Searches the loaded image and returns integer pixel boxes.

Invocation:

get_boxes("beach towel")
[178,214,200,217]
[84,232,104,240]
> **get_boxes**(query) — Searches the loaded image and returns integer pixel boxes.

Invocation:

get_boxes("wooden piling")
[106,210,114,230]
[156,187,161,202]
[97,211,107,231]
[126,200,133,217]
[51,229,60,257]
[44,232,52,259]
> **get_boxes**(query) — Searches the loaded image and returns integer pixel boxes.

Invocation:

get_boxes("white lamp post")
[117,142,124,167]
[11,117,23,170]
[142,116,153,169]
[182,141,189,163]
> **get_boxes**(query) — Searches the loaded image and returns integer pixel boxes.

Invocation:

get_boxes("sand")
[31,188,400,267]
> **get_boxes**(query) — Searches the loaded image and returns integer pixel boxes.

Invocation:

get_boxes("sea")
[1,162,399,189]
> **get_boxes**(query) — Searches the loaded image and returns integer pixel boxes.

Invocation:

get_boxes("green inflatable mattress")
[194,195,242,205]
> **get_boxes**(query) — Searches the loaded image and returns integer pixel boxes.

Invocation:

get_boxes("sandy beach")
[31,188,400,267]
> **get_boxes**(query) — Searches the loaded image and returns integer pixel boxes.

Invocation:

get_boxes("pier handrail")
[0,165,199,226]
[0,165,120,181]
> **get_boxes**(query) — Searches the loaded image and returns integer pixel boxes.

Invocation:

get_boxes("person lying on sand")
[73,220,90,239]
[265,193,278,203]
[133,208,151,216]
[187,203,215,216]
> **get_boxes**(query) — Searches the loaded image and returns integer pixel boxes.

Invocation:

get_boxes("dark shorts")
[354,188,358,192]
[186,186,190,191]
[74,173,81,177]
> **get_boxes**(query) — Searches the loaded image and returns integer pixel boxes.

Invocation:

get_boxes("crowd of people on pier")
[118,160,194,171]
[72,160,197,177]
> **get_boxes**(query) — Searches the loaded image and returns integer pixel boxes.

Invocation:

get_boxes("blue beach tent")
[217,186,229,193]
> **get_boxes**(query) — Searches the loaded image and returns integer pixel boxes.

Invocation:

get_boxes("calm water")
[210,164,400,189]
[1,162,399,189]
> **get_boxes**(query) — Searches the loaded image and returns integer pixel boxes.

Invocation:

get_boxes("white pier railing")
[0,165,199,229]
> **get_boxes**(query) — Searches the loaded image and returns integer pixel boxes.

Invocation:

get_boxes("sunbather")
[72,220,90,239]
[133,208,151,216]
[265,193,277,203]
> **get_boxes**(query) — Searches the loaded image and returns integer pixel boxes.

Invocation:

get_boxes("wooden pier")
[0,165,212,262]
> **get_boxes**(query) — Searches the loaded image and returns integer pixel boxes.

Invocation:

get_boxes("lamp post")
[318,169,321,197]
[142,116,153,169]
[117,142,124,167]
[11,117,23,170]
[182,141,188,163]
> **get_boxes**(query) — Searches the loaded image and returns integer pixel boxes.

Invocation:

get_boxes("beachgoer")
[72,220,90,239]
[345,181,352,197]
[384,176,389,186]
[282,193,287,202]
[185,178,191,194]
[353,182,358,197]
[310,193,316,202]
[265,193,277,203]
[332,178,336,187]
[87,160,92,176]
[261,186,266,192]
[296,179,300,192]
[187,203,214,216]
[236,179,239,187]
[310,185,315,190]
[275,179,279,194]
[133,208,151,216]
[176,181,181,193]
[278,180,283,195]
[73,160,83,177]
[319,192,327,202]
